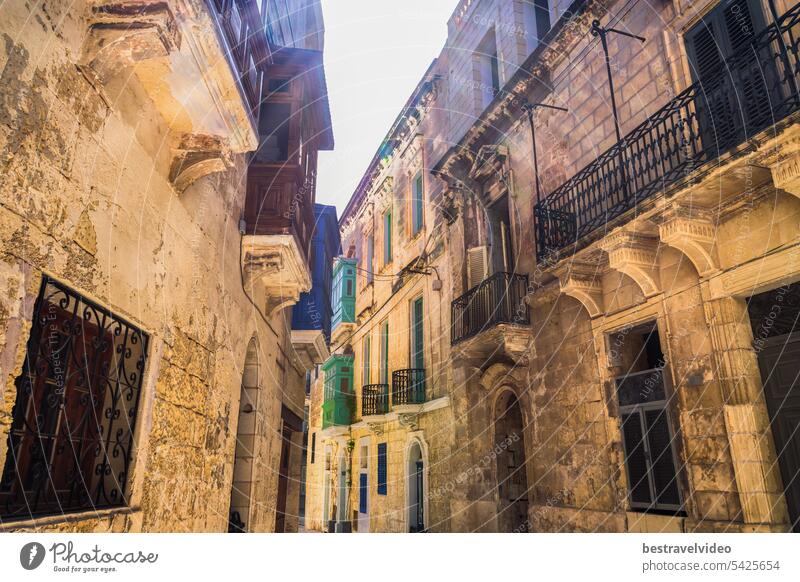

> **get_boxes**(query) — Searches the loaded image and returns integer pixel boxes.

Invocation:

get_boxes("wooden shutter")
[644,408,682,507]
[621,411,652,506]
[380,321,389,384]
[412,173,424,234]
[363,336,371,385]
[384,211,392,264]
[359,473,368,513]
[467,246,488,289]
[377,442,387,495]
[685,0,772,150]
[366,233,374,283]
[412,297,424,369]
[621,404,682,511]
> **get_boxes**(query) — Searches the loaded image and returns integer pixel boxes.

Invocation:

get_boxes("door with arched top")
[229,338,259,533]
[494,391,530,532]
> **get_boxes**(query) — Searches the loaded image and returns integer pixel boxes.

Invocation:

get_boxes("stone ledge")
[0,506,140,532]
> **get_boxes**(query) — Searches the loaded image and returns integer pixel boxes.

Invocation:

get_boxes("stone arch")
[228,336,260,532]
[490,386,532,532]
[404,434,430,533]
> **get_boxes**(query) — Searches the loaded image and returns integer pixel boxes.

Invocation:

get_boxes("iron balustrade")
[362,384,390,416]
[392,369,426,406]
[0,277,149,520]
[534,4,800,262]
[451,272,530,344]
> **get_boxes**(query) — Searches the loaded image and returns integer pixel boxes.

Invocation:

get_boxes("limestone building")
[0,0,332,532]
[307,0,800,533]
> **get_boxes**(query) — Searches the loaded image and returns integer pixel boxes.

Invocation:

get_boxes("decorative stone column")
[702,292,788,526]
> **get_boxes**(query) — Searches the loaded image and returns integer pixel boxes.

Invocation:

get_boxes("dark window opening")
[377,442,387,495]
[610,322,682,514]
[267,78,291,93]
[256,102,292,163]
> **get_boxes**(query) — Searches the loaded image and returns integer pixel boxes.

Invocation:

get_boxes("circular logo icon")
[20,542,46,570]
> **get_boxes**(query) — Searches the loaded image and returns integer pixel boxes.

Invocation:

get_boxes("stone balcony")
[450,272,532,363]
[79,1,265,193]
[290,329,330,371]
[241,234,312,318]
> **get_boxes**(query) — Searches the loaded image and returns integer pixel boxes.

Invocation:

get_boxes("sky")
[316,0,460,215]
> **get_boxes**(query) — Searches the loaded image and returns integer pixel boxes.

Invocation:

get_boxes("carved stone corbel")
[600,231,661,297]
[656,206,719,277]
[366,422,385,436]
[770,152,800,199]
[241,235,311,318]
[397,413,420,431]
[169,134,232,194]
[555,260,605,318]
[80,2,181,80]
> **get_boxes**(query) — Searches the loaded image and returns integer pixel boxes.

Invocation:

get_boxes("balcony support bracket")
[656,208,719,277]
[555,261,605,318]
[770,152,800,199]
[241,235,312,318]
[169,133,232,194]
[397,413,420,431]
[601,231,661,298]
[366,422,385,436]
[80,2,181,81]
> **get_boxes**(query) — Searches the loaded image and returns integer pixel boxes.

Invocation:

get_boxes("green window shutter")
[412,173,424,235]
[363,336,371,385]
[384,212,392,263]
[377,442,387,495]
[380,321,389,384]
[367,234,374,283]
[412,297,424,369]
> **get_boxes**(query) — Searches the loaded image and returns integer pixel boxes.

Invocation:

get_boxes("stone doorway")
[494,390,529,532]
[748,283,800,532]
[228,338,259,533]
[408,441,425,532]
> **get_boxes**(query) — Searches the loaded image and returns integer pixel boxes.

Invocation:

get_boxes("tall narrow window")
[0,277,149,520]
[310,433,316,464]
[366,232,374,284]
[477,30,500,109]
[411,296,424,370]
[612,325,682,513]
[377,442,388,495]
[383,211,393,265]
[379,320,389,384]
[411,172,424,236]
[362,335,371,386]
[523,0,551,55]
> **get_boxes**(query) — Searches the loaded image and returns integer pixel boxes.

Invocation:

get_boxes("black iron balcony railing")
[392,369,426,406]
[451,272,530,344]
[534,4,800,262]
[362,383,390,416]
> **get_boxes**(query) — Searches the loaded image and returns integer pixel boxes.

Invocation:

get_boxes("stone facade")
[307,0,800,533]
[0,0,331,532]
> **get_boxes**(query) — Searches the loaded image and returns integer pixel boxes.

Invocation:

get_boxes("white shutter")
[466,246,488,289]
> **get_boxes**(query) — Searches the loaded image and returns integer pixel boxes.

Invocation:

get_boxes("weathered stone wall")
[0,0,304,532]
